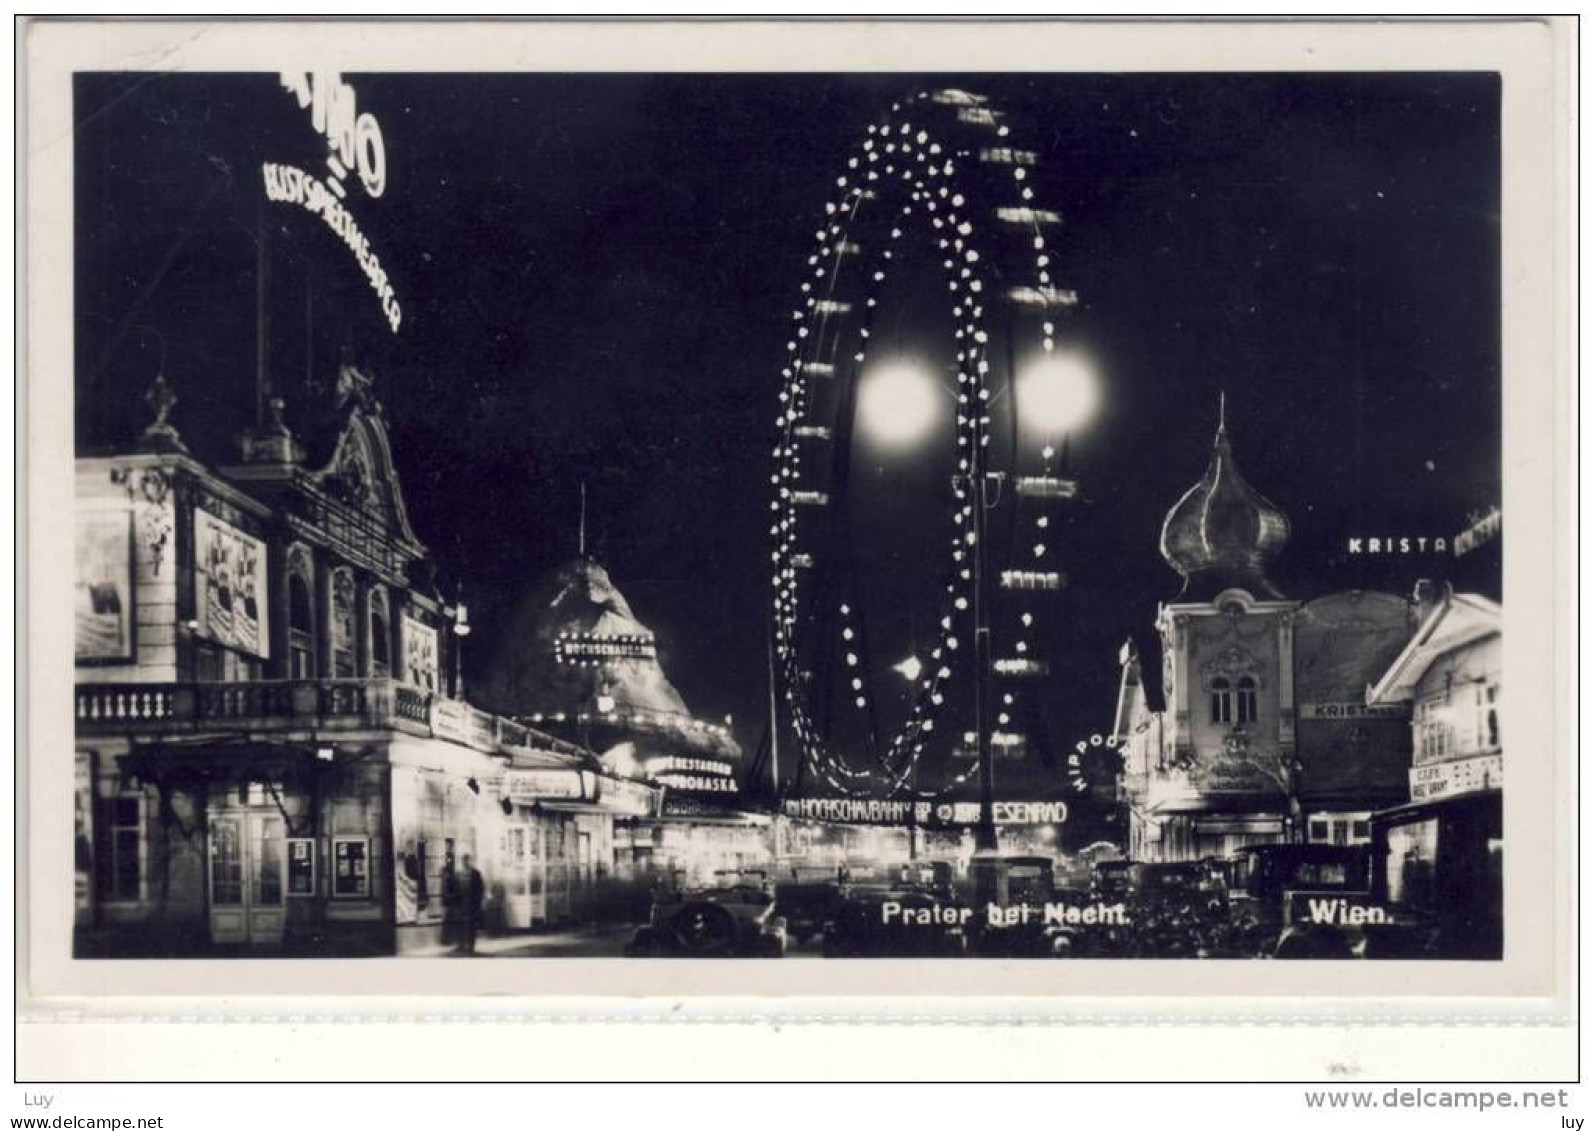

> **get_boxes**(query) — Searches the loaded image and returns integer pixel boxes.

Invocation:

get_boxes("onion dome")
[1158,397,1290,601]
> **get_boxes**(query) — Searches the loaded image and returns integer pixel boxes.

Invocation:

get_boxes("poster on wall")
[74,509,133,662]
[287,839,316,897]
[404,615,439,691]
[193,508,270,659]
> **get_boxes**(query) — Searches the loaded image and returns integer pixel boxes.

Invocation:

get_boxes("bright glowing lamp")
[1018,348,1099,437]
[603,741,641,779]
[859,362,939,446]
[893,656,924,682]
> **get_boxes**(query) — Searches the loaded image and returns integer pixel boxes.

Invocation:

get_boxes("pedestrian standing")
[440,852,460,950]
[460,854,486,955]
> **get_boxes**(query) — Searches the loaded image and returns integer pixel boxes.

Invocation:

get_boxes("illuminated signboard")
[645,753,738,795]
[1301,702,1407,721]
[598,777,658,818]
[649,755,734,778]
[503,770,592,804]
[780,797,1068,827]
[268,73,401,334]
[1454,506,1502,557]
[1410,754,1501,802]
[553,630,656,666]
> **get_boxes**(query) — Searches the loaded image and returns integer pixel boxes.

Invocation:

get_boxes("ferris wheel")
[768,88,1088,801]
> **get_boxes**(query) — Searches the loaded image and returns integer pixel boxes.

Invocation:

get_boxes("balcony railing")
[75,678,581,764]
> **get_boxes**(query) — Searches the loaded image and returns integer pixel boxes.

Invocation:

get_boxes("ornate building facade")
[74,366,657,955]
[1114,407,1417,862]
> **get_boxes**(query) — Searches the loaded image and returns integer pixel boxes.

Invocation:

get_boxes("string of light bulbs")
[769,89,1075,801]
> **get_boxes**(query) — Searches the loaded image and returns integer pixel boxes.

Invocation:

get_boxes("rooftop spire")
[1158,401,1290,601]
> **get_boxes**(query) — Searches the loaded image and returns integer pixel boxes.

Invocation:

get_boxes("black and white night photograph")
[59,60,1517,967]
[15,9,1583,1098]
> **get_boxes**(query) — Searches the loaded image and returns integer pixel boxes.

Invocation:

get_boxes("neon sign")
[280,72,387,198]
[268,73,401,334]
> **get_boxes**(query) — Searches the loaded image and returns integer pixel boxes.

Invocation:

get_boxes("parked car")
[895,860,956,899]
[968,855,1064,957]
[773,879,848,947]
[822,883,970,957]
[1223,844,1373,958]
[625,878,787,958]
[1090,859,1135,902]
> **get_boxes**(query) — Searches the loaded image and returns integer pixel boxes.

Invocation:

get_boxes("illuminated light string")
[773,101,1050,797]
[778,124,982,792]
[769,90,1072,799]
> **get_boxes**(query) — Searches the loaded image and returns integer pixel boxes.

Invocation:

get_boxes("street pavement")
[413,924,633,958]
[415,924,830,959]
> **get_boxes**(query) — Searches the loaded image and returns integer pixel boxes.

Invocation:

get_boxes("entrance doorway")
[208,812,287,945]
[501,824,536,929]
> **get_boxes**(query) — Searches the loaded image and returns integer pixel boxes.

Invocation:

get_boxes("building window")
[288,572,315,679]
[1210,677,1233,724]
[330,569,356,679]
[370,589,391,679]
[1480,683,1500,751]
[332,836,371,899]
[1236,675,1258,724]
[102,795,142,902]
[1416,696,1452,761]
[1306,812,1372,847]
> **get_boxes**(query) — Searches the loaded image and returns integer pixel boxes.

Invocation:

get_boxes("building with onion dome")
[1113,401,1420,862]
[478,556,771,885]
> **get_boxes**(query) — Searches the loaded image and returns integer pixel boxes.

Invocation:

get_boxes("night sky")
[74,71,1501,800]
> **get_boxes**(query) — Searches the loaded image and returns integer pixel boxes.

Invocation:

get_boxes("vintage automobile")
[1090,859,1135,903]
[1222,844,1374,958]
[1365,794,1503,959]
[625,876,787,958]
[895,860,956,899]
[822,882,970,957]
[773,878,849,947]
[967,856,1066,957]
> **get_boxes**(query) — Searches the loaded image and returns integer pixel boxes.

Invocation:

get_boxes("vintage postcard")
[19,17,1573,1021]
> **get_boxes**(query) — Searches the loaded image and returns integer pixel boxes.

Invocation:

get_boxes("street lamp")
[1016,347,1099,438]
[968,346,1099,888]
[855,346,1097,878]
[449,594,470,700]
[892,654,926,860]
[892,655,924,682]
[857,361,941,446]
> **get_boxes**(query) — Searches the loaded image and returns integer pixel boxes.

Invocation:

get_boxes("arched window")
[1210,677,1233,724]
[288,573,315,679]
[1236,675,1258,724]
[370,588,391,679]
